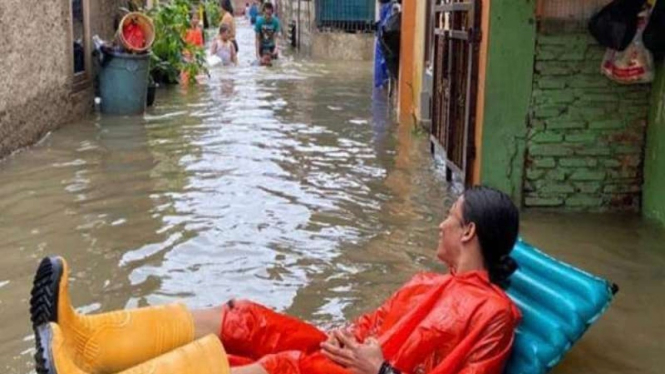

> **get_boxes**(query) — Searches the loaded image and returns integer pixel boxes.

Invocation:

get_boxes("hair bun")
[489,255,518,287]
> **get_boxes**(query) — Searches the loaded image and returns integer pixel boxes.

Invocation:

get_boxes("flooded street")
[1,20,665,374]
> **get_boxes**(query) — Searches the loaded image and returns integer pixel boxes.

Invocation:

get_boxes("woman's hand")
[321,329,385,374]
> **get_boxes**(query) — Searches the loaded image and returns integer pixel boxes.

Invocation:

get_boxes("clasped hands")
[320,328,385,374]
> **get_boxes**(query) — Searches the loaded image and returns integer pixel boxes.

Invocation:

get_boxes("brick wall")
[524,30,651,210]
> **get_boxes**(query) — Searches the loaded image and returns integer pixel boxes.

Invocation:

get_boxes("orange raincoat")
[220,271,521,374]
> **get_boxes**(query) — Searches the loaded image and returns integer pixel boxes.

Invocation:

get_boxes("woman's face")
[437,196,466,266]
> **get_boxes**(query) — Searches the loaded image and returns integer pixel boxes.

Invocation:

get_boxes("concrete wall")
[524,28,650,210]
[0,0,119,159]
[277,0,374,61]
[479,0,536,203]
[644,61,665,224]
[311,32,374,60]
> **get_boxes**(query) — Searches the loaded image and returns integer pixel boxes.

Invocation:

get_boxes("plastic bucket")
[99,51,150,115]
[117,12,155,53]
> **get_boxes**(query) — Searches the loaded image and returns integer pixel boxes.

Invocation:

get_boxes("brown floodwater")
[1,20,664,374]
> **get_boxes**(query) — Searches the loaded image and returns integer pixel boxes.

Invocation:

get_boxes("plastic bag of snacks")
[601,9,654,84]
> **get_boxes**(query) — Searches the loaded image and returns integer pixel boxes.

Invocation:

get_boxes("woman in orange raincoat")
[31,186,521,374]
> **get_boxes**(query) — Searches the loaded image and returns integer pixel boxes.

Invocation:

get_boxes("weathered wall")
[278,0,373,61]
[644,61,665,224]
[480,0,536,203]
[311,32,374,60]
[0,0,119,159]
[524,29,650,210]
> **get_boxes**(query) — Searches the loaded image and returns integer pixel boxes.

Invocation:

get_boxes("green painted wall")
[480,0,536,203]
[644,62,665,225]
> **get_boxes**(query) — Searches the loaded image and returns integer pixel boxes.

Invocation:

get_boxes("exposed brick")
[525,196,565,207]
[567,75,611,89]
[601,159,622,167]
[536,62,580,76]
[565,133,597,143]
[614,145,643,155]
[574,182,602,193]
[577,92,620,103]
[526,168,545,180]
[546,118,585,130]
[624,90,650,101]
[541,34,592,47]
[533,157,557,168]
[530,144,574,157]
[560,49,586,61]
[624,105,650,115]
[604,184,641,193]
[570,169,606,181]
[575,146,612,156]
[533,105,566,119]
[533,89,577,105]
[559,157,598,167]
[589,119,624,129]
[537,77,567,89]
[618,155,642,167]
[531,131,564,143]
[567,106,610,121]
[525,30,650,211]
[607,169,639,179]
[545,169,567,181]
[566,195,603,207]
[540,182,575,194]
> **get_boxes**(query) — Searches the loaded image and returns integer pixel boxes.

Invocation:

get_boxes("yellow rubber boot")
[35,323,230,374]
[30,257,196,373]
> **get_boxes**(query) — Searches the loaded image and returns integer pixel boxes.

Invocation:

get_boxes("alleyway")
[1,20,664,374]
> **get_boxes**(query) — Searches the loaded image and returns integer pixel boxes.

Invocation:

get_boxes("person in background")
[185,12,204,48]
[249,0,259,25]
[182,12,204,83]
[245,3,250,19]
[220,0,239,54]
[211,23,238,66]
[255,2,280,65]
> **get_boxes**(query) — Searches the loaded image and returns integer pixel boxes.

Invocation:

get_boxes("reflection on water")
[1,20,664,374]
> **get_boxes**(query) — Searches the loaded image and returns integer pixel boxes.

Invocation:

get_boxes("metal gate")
[430,0,481,186]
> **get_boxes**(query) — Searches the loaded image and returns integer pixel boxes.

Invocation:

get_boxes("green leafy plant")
[148,0,208,84]
[204,1,221,27]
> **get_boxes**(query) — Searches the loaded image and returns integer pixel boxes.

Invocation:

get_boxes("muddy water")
[1,20,664,374]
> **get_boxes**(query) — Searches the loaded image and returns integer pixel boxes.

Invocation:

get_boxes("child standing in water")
[181,12,204,84]
[210,24,238,66]
[184,13,204,48]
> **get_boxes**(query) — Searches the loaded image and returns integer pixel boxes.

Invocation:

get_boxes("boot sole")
[30,257,63,329]
[34,324,58,374]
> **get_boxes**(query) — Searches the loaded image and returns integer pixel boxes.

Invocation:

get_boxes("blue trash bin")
[99,51,150,115]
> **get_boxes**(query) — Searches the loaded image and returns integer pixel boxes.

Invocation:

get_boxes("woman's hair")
[221,0,234,14]
[461,186,519,288]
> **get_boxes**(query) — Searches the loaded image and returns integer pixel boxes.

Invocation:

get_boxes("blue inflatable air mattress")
[504,240,617,374]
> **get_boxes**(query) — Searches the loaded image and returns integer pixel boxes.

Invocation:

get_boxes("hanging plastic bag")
[601,10,654,84]
[589,0,647,51]
[643,0,665,60]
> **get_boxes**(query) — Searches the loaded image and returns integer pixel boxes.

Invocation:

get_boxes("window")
[71,0,90,86]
